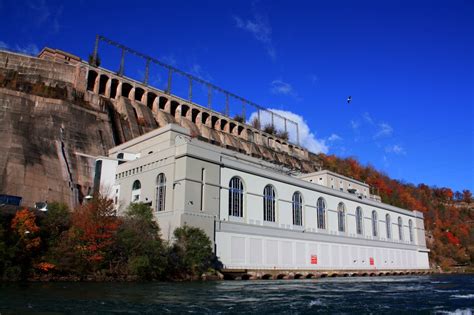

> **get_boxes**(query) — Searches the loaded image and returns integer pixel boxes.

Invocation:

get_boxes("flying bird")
[347,96,352,104]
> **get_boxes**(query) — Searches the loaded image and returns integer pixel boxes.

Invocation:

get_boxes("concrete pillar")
[141,91,148,104]
[129,87,135,101]
[163,99,171,113]
[116,81,122,99]
[175,105,182,122]
[185,107,192,120]
[93,75,100,94]
[152,97,160,113]
[195,112,202,126]
[105,78,112,98]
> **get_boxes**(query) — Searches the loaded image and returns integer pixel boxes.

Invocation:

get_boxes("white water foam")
[451,294,474,299]
[436,308,473,315]
[309,299,324,307]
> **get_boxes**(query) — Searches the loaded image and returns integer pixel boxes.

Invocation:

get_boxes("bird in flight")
[347,96,352,104]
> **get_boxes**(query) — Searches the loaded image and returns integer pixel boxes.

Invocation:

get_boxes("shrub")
[276,130,289,141]
[41,202,71,246]
[263,123,276,135]
[88,53,101,67]
[251,117,261,129]
[233,115,245,123]
[115,203,166,279]
[168,225,214,279]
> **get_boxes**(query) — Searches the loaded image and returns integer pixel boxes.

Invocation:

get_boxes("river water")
[0,274,472,314]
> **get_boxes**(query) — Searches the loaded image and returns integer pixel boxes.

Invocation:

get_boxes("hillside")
[318,153,473,270]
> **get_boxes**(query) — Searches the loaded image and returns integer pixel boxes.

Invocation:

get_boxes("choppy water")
[0,274,472,314]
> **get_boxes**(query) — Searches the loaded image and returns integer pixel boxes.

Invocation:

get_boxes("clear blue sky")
[1,0,473,192]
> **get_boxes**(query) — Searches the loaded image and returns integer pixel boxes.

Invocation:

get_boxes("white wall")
[216,231,430,270]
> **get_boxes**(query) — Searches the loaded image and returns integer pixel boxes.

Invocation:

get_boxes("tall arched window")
[317,197,326,229]
[356,207,363,235]
[337,202,346,232]
[131,180,141,202]
[398,217,403,241]
[292,192,303,226]
[386,214,391,239]
[229,177,244,217]
[263,185,276,222]
[408,219,414,243]
[155,173,166,212]
[372,210,378,237]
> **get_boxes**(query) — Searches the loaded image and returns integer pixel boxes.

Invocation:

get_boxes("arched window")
[386,214,391,239]
[263,185,276,222]
[131,180,141,202]
[292,192,303,226]
[409,219,414,243]
[337,202,346,232]
[317,197,326,229]
[229,177,244,217]
[155,173,166,212]
[356,207,363,235]
[398,217,403,241]
[372,210,378,237]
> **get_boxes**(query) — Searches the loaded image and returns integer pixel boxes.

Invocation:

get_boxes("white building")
[95,124,430,274]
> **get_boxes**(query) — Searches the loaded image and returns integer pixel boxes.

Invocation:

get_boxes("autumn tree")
[10,209,42,279]
[462,190,472,203]
[53,195,120,275]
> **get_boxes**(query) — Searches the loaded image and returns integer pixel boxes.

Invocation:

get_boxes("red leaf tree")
[69,195,121,271]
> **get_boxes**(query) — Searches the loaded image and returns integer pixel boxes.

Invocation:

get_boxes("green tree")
[41,202,71,247]
[168,225,214,279]
[115,202,166,279]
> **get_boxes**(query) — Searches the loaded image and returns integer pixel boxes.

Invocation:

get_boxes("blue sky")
[1,0,473,191]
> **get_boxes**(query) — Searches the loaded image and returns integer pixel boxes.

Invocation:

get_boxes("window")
[317,197,326,229]
[356,207,363,235]
[409,219,414,243]
[131,180,141,202]
[263,185,276,222]
[229,177,243,217]
[200,168,206,211]
[337,202,346,232]
[292,192,303,226]
[156,173,166,212]
[117,153,125,165]
[372,210,378,237]
[386,214,391,239]
[93,160,102,194]
[398,217,403,241]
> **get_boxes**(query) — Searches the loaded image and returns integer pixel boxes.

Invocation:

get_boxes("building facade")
[96,124,430,274]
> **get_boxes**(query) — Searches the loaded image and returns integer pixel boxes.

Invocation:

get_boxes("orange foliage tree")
[11,209,41,252]
[317,152,474,269]
[68,195,121,271]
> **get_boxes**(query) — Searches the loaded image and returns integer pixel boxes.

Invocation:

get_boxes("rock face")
[0,48,321,209]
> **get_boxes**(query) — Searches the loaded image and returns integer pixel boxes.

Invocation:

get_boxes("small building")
[95,124,430,272]
[299,170,381,202]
